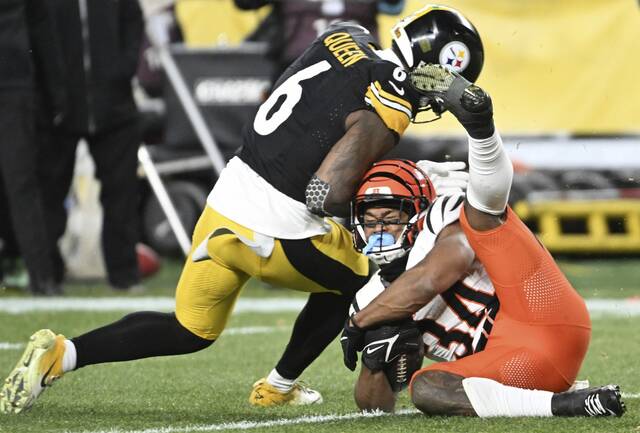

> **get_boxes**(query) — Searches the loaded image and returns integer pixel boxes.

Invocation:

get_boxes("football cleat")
[409,64,494,139]
[551,384,626,417]
[0,329,66,414]
[410,64,491,115]
[249,378,323,407]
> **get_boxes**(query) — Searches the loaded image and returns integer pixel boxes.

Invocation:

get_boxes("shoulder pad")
[364,62,416,135]
[422,192,465,236]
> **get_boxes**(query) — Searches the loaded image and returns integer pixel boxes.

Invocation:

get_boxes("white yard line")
[1,297,639,316]
[0,297,306,314]
[0,342,23,350]
[68,409,419,433]
[66,395,640,433]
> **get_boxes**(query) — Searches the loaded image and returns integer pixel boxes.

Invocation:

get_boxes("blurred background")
[1,0,639,293]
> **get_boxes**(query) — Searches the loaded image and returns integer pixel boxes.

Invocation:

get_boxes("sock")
[62,339,77,373]
[466,130,514,215]
[462,377,553,417]
[275,292,352,379]
[267,368,296,393]
[72,312,213,368]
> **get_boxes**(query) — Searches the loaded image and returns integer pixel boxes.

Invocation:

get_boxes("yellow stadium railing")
[514,200,640,254]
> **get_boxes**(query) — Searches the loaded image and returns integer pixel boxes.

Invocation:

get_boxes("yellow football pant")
[175,206,369,340]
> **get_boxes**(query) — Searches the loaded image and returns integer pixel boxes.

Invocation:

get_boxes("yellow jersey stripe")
[365,88,411,135]
[373,81,413,112]
[370,83,413,118]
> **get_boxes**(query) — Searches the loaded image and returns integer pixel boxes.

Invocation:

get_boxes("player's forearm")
[354,272,437,328]
[315,130,368,217]
[354,231,474,328]
[466,130,513,216]
[310,110,395,217]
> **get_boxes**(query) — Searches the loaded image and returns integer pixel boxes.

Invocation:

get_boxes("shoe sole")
[0,329,56,414]
[611,385,626,417]
[249,380,322,407]
[289,393,323,406]
[409,65,457,94]
[249,389,294,407]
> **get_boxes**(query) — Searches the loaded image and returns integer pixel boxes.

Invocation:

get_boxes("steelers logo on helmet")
[439,41,471,74]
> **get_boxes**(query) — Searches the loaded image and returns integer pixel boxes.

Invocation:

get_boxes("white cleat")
[289,382,324,406]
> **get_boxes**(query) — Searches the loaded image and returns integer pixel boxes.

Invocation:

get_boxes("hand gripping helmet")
[351,159,436,265]
[391,5,484,83]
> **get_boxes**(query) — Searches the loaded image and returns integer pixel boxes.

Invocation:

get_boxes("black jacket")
[52,0,144,134]
[0,0,61,92]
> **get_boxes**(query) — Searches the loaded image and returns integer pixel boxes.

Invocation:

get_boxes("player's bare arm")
[307,110,396,217]
[353,223,475,329]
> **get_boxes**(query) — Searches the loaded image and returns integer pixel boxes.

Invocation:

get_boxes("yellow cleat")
[249,378,323,407]
[0,329,66,414]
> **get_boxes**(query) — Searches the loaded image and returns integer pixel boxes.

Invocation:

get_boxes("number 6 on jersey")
[253,60,332,136]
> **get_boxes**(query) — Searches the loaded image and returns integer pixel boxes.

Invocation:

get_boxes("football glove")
[340,316,366,371]
[409,64,495,139]
[416,160,469,196]
[361,321,422,373]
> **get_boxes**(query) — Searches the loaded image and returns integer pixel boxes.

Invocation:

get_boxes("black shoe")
[551,384,626,417]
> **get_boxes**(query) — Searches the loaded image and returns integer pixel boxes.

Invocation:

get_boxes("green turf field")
[0,259,638,433]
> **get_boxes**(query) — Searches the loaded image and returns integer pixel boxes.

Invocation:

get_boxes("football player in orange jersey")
[341,65,626,417]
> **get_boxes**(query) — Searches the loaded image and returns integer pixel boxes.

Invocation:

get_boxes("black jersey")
[239,23,419,203]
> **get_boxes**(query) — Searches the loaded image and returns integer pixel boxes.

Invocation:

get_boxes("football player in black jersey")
[1,5,487,413]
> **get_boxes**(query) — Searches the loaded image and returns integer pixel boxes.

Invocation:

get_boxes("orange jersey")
[413,205,591,392]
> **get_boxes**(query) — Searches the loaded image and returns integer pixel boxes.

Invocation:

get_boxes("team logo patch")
[439,41,470,73]
[365,186,392,195]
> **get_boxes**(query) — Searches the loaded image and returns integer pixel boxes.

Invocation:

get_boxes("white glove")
[416,160,469,196]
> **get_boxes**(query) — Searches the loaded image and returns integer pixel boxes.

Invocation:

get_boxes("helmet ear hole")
[419,198,429,211]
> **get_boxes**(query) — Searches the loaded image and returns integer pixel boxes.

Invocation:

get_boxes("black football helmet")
[391,5,484,83]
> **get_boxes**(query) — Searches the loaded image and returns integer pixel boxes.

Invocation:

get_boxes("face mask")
[362,232,396,255]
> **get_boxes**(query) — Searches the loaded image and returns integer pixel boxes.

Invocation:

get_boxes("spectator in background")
[37,0,145,291]
[0,0,65,295]
[235,0,405,76]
